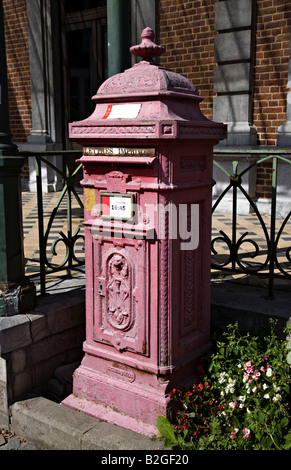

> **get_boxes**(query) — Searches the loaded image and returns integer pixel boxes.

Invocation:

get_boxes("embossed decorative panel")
[92,236,148,355]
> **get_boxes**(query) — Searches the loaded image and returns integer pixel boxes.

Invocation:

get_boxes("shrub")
[157,320,291,450]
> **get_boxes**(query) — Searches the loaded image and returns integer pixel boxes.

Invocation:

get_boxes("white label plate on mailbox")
[99,193,134,220]
[102,103,141,120]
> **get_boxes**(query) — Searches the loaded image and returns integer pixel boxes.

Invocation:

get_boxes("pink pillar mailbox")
[62,28,227,436]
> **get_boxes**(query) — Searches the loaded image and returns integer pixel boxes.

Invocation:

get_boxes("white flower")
[273,394,282,402]
[266,368,273,377]
[264,393,270,399]
[263,383,268,390]
[225,384,235,393]
[273,384,280,392]
[238,395,246,402]
[252,386,257,393]
[218,372,228,384]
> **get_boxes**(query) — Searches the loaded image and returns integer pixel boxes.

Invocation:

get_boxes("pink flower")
[242,428,251,439]
[230,428,239,439]
[244,362,254,373]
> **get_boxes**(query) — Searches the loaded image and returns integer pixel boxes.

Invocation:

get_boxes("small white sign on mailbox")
[99,193,134,220]
[102,103,141,120]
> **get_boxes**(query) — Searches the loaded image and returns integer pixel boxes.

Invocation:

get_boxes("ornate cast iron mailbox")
[63,28,227,436]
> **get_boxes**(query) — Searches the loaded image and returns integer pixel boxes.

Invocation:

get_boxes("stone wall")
[0,288,85,429]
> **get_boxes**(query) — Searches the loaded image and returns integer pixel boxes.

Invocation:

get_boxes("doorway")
[61,0,107,147]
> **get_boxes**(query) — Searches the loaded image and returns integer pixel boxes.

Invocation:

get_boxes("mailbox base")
[62,363,170,437]
[62,343,208,436]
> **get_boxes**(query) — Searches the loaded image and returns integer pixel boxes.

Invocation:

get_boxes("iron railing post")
[35,156,46,296]
[268,156,278,299]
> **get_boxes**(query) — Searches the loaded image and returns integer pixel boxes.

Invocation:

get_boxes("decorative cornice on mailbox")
[95,64,201,100]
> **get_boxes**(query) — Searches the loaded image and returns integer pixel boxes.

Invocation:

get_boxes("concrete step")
[10,396,165,451]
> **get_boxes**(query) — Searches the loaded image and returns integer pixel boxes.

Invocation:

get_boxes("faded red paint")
[62,28,226,436]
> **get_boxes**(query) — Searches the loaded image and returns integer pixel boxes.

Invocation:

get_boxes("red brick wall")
[159,0,218,119]
[159,0,291,148]
[3,0,32,143]
[254,0,291,146]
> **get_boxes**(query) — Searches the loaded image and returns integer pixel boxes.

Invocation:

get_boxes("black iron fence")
[21,150,84,295]
[20,149,291,298]
[212,148,291,298]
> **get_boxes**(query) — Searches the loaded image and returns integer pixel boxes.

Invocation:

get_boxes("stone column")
[277,28,291,145]
[130,0,157,65]
[0,0,35,315]
[213,0,257,146]
[107,0,131,77]
[24,0,63,192]
[274,27,291,218]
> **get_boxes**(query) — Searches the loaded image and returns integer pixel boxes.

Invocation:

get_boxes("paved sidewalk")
[22,190,84,283]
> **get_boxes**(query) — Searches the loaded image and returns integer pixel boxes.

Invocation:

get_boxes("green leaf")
[219,347,225,357]
[284,434,291,450]
[156,416,177,444]
[231,415,240,428]
[261,436,272,450]
[281,417,289,428]
[258,412,267,424]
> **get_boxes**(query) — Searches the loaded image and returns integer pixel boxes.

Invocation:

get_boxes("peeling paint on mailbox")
[62,27,227,436]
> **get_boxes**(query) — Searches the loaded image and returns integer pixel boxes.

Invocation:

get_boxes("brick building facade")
[3,0,291,206]
[159,0,291,148]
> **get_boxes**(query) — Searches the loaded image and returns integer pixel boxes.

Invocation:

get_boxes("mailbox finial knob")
[130,27,165,63]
